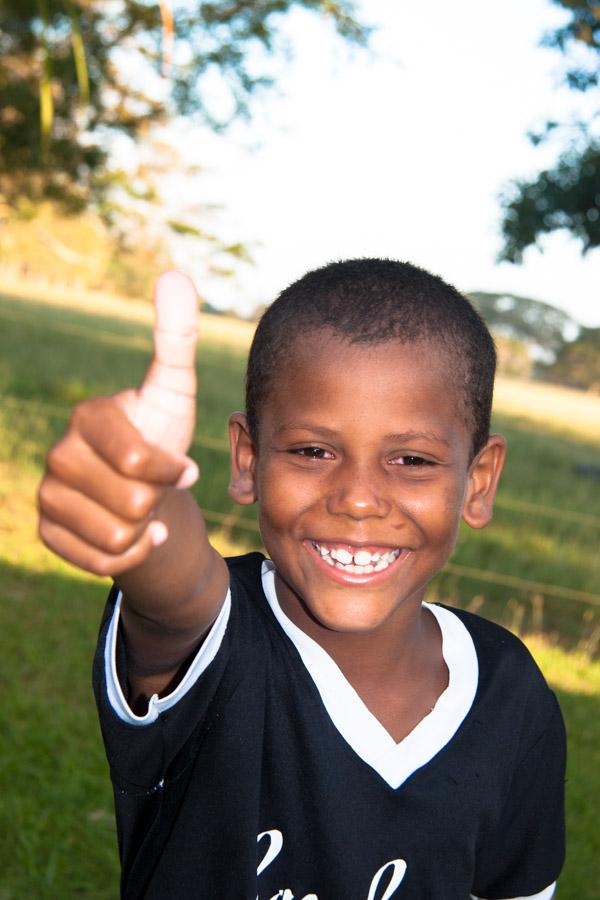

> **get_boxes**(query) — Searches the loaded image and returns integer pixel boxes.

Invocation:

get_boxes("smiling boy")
[38,259,565,899]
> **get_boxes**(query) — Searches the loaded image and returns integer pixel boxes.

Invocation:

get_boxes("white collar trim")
[261,560,478,789]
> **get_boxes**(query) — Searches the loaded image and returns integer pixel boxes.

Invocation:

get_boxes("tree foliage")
[469,290,600,389]
[468,290,577,358]
[499,0,600,261]
[492,334,533,379]
[540,326,600,391]
[0,0,368,216]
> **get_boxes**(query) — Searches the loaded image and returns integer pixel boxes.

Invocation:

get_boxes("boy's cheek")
[256,466,318,519]
[397,481,466,529]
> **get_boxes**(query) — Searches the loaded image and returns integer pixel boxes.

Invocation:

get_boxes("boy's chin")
[296,588,422,636]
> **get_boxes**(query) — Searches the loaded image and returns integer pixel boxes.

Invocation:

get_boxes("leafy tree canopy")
[499,0,600,261]
[468,290,578,358]
[0,0,368,217]
[540,326,600,391]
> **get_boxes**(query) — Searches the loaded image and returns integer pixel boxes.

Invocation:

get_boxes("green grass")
[430,414,600,648]
[1,288,599,897]
[525,639,600,895]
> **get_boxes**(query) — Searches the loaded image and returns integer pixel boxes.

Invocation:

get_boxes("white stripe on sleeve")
[104,589,231,725]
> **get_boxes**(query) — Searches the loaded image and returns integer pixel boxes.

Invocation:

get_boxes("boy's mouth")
[309,540,401,575]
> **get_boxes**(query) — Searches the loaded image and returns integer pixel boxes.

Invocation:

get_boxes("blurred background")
[0,0,599,896]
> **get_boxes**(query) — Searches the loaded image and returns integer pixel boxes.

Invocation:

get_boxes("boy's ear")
[228,412,258,505]
[462,434,506,530]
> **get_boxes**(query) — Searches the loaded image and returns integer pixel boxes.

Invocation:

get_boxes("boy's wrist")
[116,488,228,634]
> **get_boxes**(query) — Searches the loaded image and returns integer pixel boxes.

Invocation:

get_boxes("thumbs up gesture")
[127,270,199,455]
[38,272,206,578]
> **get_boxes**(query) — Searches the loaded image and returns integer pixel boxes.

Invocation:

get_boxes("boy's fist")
[38,271,200,577]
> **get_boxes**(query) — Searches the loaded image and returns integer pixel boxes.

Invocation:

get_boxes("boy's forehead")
[278,329,456,380]
[254,327,475,454]
[269,329,464,409]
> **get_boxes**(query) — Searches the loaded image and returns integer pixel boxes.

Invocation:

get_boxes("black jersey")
[94,552,565,900]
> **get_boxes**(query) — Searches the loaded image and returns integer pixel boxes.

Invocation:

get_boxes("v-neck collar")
[261,560,478,789]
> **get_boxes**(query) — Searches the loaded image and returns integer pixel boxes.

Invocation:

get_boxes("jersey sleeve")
[103,587,231,726]
[471,694,566,900]
[91,554,267,893]
[92,583,236,797]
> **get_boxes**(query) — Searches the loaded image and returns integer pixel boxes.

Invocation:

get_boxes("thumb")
[133,270,199,455]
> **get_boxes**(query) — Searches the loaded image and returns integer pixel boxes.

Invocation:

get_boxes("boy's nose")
[325,463,391,519]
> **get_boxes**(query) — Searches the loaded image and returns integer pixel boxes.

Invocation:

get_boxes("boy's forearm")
[115,488,229,696]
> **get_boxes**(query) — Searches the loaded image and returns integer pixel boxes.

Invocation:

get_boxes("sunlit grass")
[494,376,600,442]
[524,638,600,894]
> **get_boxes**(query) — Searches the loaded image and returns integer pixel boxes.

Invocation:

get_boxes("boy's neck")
[274,573,428,664]
[274,574,448,742]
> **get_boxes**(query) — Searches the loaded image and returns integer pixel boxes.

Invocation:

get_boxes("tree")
[540,326,600,391]
[492,334,533,379]
[468,290,578,359]
[499,0,600,261]
[0,1,368,217]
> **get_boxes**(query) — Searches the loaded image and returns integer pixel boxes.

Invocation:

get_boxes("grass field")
[1,286,599,898]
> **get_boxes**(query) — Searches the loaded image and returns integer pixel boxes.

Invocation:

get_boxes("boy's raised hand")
[38,272,203,578]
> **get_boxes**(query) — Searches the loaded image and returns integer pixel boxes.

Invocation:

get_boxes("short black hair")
[246,258,496,457]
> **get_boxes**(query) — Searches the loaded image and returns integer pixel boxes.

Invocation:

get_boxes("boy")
[38,259,565,899]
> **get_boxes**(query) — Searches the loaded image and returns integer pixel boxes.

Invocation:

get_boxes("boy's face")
[230,331,504,636]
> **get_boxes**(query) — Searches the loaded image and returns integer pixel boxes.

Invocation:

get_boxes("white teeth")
[332,548,353,565]
[312,542,401,573]
[354,550,372,566]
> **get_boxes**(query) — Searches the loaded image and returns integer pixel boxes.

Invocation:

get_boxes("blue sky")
[165,0,600,326]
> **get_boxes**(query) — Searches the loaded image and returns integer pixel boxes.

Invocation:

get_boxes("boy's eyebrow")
[275,423,339,439]
[385,430,451,447]
[276,424,451,446]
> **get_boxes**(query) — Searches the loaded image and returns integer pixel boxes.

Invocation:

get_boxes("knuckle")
[69,395,104,426]
[83,551,122,579]
[46,432,81,479]
[104,525,134,555]
[97,544,148,578]
[68,399,91,430]
[126,485,157,520]
[120,446,148,478]
[37,477,52,511]
[94,554,116,578]
[45,438,68,474]
[38,516,53,548]
[37,482,62,523]
[69,396,118,444]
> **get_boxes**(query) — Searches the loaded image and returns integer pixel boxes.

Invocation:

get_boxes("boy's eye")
[292,447,334,460]
[391,455,433,467]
